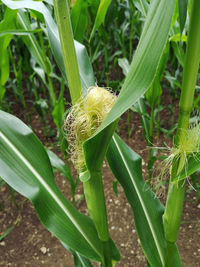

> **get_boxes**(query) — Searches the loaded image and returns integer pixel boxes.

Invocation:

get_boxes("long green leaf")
[2,0,95,92]
[90,0,175,137]
[83,0,175,198]
[90,0,111,40]
[0,7,17,98]
[0,28,42,36]
[0,110,104,262]
[107,133,166,266]
[84,0,175,179]
[106,133,181,267]
[16,10,52,75]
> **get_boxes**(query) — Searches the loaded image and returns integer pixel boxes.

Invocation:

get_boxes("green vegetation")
[0,0,200,266]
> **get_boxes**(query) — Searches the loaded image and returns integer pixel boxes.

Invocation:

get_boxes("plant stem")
[83,172,112,265]
[163,1,200,264]
[83,172,109,240]
[102,240,112,267]
[54,0,82,104]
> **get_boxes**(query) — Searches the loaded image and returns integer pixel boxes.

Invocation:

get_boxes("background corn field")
[0,0,200,266]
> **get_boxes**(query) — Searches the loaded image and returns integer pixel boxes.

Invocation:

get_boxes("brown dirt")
[0,104,200,267]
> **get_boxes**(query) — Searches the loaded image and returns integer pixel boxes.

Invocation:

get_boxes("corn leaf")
[133,0,149,17]
[73,253,93,267]
[0,28,42,36]
[0,7,17,100]
[0,225,15,241]
[0,110,104,262]
[2,0,95,91]
[107,133,182,267]
[46,149,74,186]
[71,0,88,42]
[90,0,175,137]
[145,42,169,106]
[17,10,52,76]
[83,121,118,174]
[61,242,93,267]
[89,0,112,40]
[173,154,200,182]
[83,0,175,190]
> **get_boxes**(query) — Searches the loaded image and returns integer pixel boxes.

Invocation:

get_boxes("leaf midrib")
[0,130,100,257]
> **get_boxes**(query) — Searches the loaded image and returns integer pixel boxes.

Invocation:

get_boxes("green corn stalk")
[163,1,200,265]
[53,0,82,105]
[53,0,113,265]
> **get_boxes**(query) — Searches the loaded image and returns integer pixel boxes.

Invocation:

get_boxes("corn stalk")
[163,1,200,265]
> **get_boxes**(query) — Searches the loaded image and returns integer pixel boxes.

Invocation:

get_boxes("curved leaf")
[17,10,52,76]
[0,110,104,262]
[91,0,175,137]
[2,0,95,91]
[106,133,181,267]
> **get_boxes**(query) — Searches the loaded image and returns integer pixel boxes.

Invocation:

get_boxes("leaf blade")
[71,0,88,42]
[0,110,104,262]
[2,0,95,91]
[106,133,182,266]
[107,133,166,266]
[93,0,175,137]
[90,0,111,40]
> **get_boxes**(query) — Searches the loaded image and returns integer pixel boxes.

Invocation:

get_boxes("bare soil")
[0,100,200,267]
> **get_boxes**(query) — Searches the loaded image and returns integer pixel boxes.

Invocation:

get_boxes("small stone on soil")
[0,241,5,246]
[40,246,47,254]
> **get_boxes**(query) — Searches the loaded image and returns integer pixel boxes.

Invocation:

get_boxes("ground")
[0,104,200,267]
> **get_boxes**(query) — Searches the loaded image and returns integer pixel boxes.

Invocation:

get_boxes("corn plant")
[0,0,200,266]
